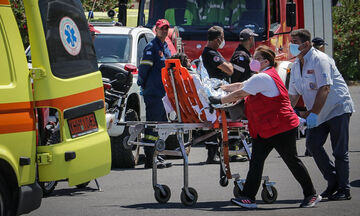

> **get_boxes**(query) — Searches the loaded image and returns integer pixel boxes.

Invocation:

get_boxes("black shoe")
[157,156,172,168]
[300,194,322,208]
[144,159,153,169]
[230,155,248,162]
[206,156,220,164]
[320,184,338,198]
[231,196,257,209]
[328,190,351,201]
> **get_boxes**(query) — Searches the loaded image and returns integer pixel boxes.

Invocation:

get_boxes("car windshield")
[94,34,132,63]
[141,0,266,41]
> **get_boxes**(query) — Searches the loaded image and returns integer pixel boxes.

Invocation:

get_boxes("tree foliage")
[9,0,28,46]
[333,0,360,80]
[81,0,119,12]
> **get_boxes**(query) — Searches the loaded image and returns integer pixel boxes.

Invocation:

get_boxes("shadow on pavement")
[350,179,360,187]
[119,199,301,212]
[43,187,99,198]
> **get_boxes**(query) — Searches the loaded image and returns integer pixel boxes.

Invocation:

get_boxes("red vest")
[245,67,299,139]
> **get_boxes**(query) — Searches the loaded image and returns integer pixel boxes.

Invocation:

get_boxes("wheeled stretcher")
[124,59,277,206]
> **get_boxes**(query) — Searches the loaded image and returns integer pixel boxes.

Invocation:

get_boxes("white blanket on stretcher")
[162,57,232,123]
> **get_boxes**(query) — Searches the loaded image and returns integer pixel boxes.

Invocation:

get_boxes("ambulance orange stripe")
[0,101,35,134]
[0,0,9,5]
[35,87,104,112]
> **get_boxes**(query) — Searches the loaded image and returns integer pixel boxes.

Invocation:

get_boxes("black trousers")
[242,128,316,201]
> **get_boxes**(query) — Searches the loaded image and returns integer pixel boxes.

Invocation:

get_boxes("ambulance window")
[38,0,98,79]
[0,21,12,85]
[270,0,280,30]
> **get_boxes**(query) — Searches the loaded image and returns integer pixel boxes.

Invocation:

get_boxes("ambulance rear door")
[25,0,111,186]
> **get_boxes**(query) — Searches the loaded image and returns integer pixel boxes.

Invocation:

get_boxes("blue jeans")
[307,113,351,191]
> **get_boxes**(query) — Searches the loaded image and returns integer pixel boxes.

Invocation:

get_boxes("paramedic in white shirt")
[288,29,354,201]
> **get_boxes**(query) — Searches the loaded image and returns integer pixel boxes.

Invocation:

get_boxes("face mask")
[219,39,225,49]
[249,59,261,72]
[290,43,301,56]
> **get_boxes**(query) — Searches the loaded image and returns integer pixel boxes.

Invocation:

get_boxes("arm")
[137,46,153,87]
[304,56,332,117]
[220,82,243,92]
[221,89,250,104]
[217,61,234,76]
[307,85,330,116]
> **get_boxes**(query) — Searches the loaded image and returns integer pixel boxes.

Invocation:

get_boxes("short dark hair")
[170,53,189,68]
[290,29,311,43]
[207,26,223,41]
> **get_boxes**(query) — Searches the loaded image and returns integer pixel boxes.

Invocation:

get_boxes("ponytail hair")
[255,45,277,68]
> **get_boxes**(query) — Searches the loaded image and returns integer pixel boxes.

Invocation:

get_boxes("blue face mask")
[290,43,301,56]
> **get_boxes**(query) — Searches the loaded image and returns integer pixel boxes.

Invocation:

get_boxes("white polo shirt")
[288,47,354,125]
[242,68,280,97]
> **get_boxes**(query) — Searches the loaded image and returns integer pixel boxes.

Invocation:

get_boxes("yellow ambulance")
[0,0,111,214]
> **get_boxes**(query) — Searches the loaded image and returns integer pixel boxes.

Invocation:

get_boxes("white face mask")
[219,39,225,49]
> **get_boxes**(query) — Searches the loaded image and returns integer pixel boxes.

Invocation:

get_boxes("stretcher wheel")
[180,187,198,206]
[261,186,277,204]
[154,185,171,204]
[219,176,229,187]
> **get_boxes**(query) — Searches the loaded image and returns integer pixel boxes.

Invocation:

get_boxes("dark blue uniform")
[137,37,171,165]
[137,37,171,97]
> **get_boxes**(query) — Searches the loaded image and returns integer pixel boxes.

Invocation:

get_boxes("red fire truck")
[137,0,334,65]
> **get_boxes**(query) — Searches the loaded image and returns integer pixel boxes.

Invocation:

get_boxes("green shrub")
[333,0,360,80]
[10,0,28,47]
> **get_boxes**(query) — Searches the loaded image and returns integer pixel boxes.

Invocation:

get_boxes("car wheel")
[111,109,138,168]
[0,176,16,216]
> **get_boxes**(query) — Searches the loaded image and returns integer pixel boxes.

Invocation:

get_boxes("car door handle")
[65,152,76,161]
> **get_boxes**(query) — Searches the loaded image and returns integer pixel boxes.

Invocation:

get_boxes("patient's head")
[170,53,192,69]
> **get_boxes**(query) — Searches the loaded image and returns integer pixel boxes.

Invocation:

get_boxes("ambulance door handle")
[65,152,76,161]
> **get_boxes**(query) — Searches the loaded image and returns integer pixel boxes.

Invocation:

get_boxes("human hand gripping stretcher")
[123,59,277,206]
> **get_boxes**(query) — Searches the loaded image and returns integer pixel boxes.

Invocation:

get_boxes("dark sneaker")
[144,158,153,169]
[206,154,220,164]
[156,156,172,169]
[320,184,338,198]
[231,196,257,209]
[300,194,322,208]
[230,155,248,162]
[328,190,351,201]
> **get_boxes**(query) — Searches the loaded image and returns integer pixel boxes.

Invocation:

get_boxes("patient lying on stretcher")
[162,53,246,123]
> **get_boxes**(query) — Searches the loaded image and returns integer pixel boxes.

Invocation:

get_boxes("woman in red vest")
[209,46,321,209]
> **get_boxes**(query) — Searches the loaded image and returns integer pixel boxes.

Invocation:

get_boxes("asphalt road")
[28,86,360,216]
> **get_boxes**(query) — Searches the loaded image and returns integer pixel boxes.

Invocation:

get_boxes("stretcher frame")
[124,59,276,206]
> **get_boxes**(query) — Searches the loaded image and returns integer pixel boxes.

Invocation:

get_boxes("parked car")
[92,22,154,168]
